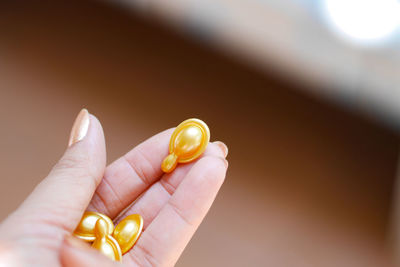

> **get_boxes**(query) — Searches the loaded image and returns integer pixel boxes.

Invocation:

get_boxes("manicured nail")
[68,109,89,146]
[214,141,228,158]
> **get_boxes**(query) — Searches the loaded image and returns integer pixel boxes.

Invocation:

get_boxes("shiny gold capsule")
[73,211,114,242]
[92,218,122,262]
[161,118,210,173]
[113,214,143,254]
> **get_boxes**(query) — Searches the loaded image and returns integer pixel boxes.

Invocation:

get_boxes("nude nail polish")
[68,109,90,146]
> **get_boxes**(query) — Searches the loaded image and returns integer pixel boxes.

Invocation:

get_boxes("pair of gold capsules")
[73,119,210,261]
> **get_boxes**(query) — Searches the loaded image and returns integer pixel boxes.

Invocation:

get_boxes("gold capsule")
[113,214,143,254]
[73,211,114,242]
[92,218,122,262]
[161,118,210,173]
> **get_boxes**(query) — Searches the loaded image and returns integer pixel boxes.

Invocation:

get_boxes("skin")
[0,114,228,266]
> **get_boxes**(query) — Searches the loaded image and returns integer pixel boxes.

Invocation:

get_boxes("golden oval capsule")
[94,217,110,239]
[92,218,122,262]
[113,214,143,254]
[73,211,114,242]
[161,118,210,173]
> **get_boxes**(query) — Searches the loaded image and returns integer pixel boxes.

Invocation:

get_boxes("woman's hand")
[0,109,228,266]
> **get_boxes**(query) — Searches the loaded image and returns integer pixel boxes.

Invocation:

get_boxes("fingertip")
[203,142,226,159]
[220,157,229,169]
[88,113,103,133]
[213,141,228,158]
[202,155,229,170]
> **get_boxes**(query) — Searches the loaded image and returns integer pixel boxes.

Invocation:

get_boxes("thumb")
[11,109,106,232]
[60,236,120,267]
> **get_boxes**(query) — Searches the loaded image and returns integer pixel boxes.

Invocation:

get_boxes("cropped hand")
[0,109,228,266]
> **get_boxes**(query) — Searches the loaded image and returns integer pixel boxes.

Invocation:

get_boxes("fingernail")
[64,235,91,250]
[68,109,90,147]
[214,141,228,158]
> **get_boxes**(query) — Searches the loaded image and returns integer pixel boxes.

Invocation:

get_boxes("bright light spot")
[323,0,400,43]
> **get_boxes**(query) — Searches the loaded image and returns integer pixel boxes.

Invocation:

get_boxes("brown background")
[0,1,399,266]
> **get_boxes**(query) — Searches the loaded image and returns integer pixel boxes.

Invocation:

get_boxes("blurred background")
[1,0,400,266]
